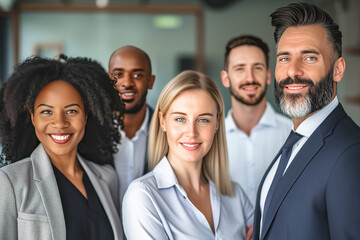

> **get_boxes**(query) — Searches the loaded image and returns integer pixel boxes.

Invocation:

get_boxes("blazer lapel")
[253,149,282,240]
[260,104,347,239]
[261,131,324,239]
[31,144,66,240]
[79,157,123,240]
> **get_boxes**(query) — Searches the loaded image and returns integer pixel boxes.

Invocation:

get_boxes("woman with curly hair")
[0,55,125,240]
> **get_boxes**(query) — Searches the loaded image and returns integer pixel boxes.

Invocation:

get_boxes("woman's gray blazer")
[0,144,124,240]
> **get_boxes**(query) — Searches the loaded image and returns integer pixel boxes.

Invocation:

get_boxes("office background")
[1,0,359,124]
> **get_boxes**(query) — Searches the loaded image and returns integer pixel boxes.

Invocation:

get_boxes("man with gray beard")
[254,2,360,240]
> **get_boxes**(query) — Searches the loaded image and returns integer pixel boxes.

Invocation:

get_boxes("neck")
[231,97,267,136]
[124,104,147,139]
[48,150,81,177]
[168,157,206,192]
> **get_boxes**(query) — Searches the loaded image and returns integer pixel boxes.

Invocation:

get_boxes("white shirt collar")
[153,156,216,198]
[225,102,279,132]
[139,106,150,134]
[119,106,150,140]
[153,156,179,189]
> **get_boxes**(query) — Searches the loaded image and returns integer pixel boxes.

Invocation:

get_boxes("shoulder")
[123,172,159,209]
[127,171,157,194]
[324,115,360,153]
[0,157,33,184]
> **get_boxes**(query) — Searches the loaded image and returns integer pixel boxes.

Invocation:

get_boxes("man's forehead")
[277,25,328,52]
[229,45,266,65]
[109,52,149,71]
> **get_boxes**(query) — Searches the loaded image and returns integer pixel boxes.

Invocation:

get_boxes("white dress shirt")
[259,97,339,236]
[122,156,254,240]
[225,102,292,204]
[114,107,150,204]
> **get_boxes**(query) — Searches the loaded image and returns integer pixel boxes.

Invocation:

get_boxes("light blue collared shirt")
[122,156,254,240]
[259,97,339,235]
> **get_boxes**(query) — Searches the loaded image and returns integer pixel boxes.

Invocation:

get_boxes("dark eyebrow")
[65,104,81,108]
[301,50,320,55]
[111,68,124,72]
[276,51,290,58]
[132,68,145,72]
[277,49,320,57]
[37,104,53,109]
[36,104,80,109]
[232,64,246,69]
[253,63,266,67]
[112,68,145,72]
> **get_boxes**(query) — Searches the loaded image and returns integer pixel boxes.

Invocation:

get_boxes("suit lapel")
[261,131,324,239]
[253,149,282,240]
[31,144,66,240]
[79,157,123,240]
[260,104,347,239]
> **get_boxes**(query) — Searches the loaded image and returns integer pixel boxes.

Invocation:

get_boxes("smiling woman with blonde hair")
[123,70,253,240]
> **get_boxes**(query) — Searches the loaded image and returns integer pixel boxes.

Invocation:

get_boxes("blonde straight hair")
[148,70,233,196]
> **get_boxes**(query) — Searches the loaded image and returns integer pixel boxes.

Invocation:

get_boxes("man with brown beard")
[254,2,360,240]
[108,46,155,203]
[221,35,291,205]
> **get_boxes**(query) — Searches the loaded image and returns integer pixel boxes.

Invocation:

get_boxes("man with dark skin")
[108,46,155,203]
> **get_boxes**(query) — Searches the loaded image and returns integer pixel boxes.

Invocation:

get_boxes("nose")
[245,68,255,83]
[52,113,69,129]
[120,73,135,88]
[186,120,198,137]
[287,58,304,79]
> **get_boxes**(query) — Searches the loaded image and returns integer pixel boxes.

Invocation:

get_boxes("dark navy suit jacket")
[253,104,360,240]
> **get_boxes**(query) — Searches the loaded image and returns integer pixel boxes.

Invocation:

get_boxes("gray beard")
[275,65,334,119]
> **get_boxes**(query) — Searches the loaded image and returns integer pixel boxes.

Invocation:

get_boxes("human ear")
[159,111,166,131]
[148,75,155,90]
[221,70,230,88]
[30,110,35,126]
[333,57,346,83]
[266,69,271,85]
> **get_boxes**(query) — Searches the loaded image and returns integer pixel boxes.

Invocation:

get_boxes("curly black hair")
[0,55,125,165]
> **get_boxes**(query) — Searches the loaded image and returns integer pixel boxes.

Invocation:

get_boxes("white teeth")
[123,93,134,96]
[244,87,256,90]
[183,143,200,147]
[287,86,304,90]
[51,135,70,141]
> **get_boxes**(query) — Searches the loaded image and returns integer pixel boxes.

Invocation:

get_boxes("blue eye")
[175,118,185,122]
[279,57,289,62]
[198,118,209,123]
[306,56,317,61]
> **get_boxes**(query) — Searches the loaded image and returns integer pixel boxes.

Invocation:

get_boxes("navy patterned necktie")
[263,130,303,221]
